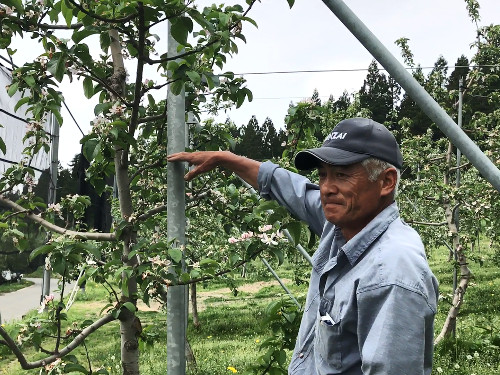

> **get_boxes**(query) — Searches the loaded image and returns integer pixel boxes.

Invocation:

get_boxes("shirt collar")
[340,202,400,265]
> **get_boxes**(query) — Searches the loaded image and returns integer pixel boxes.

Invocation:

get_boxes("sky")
[2,0,500,166]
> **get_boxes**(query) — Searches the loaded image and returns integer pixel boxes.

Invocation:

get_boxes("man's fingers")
[167,152,190,162]
[184,166,203,181]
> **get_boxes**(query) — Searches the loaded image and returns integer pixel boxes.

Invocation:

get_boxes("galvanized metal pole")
[321,0,500,192]
[259,256,301,309]
[452,78,464,338]
[41,114,59,301]
[166,21,187,375]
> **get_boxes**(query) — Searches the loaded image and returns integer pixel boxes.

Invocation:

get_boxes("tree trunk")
[185,338,197,371]
[108,28,141,374]
[191,282,200,328]
[434,245,472,345]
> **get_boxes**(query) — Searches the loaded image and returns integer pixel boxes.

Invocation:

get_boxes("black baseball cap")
[294,118,403,170]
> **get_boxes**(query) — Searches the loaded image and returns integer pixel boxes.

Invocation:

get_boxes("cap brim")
[294,148,370,170]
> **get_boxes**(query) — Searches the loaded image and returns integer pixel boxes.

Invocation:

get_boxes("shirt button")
[298,353,304,358]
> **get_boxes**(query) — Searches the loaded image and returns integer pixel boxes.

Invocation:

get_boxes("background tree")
[0,0,298,373]
[358,60,395,124]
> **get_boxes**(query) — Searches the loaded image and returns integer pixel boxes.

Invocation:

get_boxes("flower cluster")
[227,225,286,246]
[91,114,111,133]
[109,102,127,116]
[24,173,36,193]
[35,56,48,69]
[0,5,14,16]
[38,294,55,313]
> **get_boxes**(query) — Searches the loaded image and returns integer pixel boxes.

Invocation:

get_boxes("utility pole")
[452,78,464,338]
[166,19,187,375]
[41,114,59,302]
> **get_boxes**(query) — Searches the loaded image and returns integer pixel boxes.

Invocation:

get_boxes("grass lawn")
[0,280,34,296]
[0,246,499,375]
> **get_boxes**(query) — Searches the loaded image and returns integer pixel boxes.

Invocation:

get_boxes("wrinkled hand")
[167,151,222,181]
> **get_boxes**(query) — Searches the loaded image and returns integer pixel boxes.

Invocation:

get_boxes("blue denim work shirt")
[258,161,439,375]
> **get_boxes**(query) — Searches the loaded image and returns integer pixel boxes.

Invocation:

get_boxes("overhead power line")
[228,64,500,77]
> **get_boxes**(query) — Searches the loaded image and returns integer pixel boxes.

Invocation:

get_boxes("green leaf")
[122,302,136,313]
[285,221,302,245]
[170,16,193,45]
[236,89,246,108]
[255,200,280,214]
[286,0,295,8]
[14,96,29,112]
[245,88,253,102]
[168,248,183,263]
[83,77,94,98]
[49,107,63,126]
[82,138,99,161]
[277,349,287,365]
[94,102,113,116]
[186,71,201,85]
[219,12,230,27]
[0,137,6,155]
[63,363,89,374]
[7,82,18,97]
[269,248,284,266]
[99,303,114,315]
[179,272,191,283]
[61,0,74,27]
[23,75,36,88]
[30,244,56,260]
[72,29,96,44]
[170,80,184,96]
[47,54,67,82]
[100,32,111,51]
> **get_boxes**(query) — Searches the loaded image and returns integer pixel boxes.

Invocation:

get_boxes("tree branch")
[449,162,471,172]
[123,2,146,166]
[405,220,448,226]
[136,204,168,222]
[77,69,131,107]
[68,0,138,24]
[129,159,166,182]
[137,111,167,125]
[0,196,116,241]
[0,314,116,369]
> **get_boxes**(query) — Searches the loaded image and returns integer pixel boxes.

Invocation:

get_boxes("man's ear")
[380,168,398,198]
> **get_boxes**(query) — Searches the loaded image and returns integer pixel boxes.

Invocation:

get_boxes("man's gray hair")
[361,157,400,197]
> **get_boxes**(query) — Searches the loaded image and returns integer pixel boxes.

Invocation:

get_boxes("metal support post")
[166,20,187,375]
[452,78,464,338]
[321,0,500,192]
[259,256,301,310]
[41,114,59,302]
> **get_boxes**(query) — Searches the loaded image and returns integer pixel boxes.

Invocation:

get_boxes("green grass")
[0,280,34,295]
[429,245,500,375]
[1,249,499,375]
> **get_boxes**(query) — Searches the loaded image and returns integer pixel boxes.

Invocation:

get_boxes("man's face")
[318,162,386,240]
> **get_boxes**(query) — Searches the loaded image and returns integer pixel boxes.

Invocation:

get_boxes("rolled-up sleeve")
[257,161,325,235]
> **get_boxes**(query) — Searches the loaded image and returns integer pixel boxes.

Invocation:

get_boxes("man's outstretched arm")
[166,151,261,189]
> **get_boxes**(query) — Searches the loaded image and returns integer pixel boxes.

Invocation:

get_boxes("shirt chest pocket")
[316,303,344,371]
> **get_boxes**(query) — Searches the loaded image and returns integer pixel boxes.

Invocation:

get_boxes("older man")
[168,117,439,375]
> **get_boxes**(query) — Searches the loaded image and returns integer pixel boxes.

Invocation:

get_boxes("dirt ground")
[138,279,292,312]
[76,279,292,314]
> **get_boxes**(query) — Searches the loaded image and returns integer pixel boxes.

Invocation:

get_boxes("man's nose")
[321,176,339,194]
